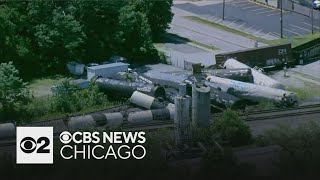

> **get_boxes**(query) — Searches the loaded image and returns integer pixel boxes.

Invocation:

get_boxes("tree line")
[0,0,173,78]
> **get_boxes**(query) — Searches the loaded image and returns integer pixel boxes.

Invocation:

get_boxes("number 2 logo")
[20,136,50,154]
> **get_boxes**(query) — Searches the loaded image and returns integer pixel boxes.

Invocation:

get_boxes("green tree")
[51,79,80,113]
[212,109,252,147]
[0,1,86,76]
[75,0,124,62]
[26,1,86,73]
[0,0,173,77]
[259,122,320,178]
[0,3,30,62]
[116,5,155,61]
[129,0,173,40]
[0,62,29,118]
[51,79,111,113]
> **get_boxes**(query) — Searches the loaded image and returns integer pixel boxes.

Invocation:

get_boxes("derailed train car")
[224,59,285,89]
[203,68,254,83]
[96,77,165,98]
[292,38,320,65]
[184,82,242,108]
[215,43,292,70]
[205,76,297,105]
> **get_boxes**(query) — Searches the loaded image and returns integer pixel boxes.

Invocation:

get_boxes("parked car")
[108,55,128,63]
[101,56,128,64]
[87,63,99,67]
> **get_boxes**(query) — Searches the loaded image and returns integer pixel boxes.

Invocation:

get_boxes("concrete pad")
[269,63,320,104]
[174,0,317,38]
[291,61,320,80]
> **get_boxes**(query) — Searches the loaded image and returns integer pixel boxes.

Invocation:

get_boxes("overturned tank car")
[205,76,297,105]
[96,77,165,98]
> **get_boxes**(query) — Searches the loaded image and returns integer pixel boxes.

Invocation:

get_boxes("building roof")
[87,62,129,70]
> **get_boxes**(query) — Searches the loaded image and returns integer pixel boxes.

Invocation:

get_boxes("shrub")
[9,78,119,123]
[158,51,167,64]
[51,79,81,113]
[258,122,320,177]
[75,82,111,109]
[20,96,54,122]
[211,109,252,147]
[51,79,111,113]
[0,62,30,121]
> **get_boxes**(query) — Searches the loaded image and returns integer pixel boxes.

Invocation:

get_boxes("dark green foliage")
[51,79,112,113]
[0,0,173,78]
[211,109,252,147]
[10,79,116,123]
[51,79,81,112]
[201,147,257,179]
[191,126,219,145]
[258,122,320,178]
[129,0,173,40]
[0,62,29,119]
[192,109,252,147]
[115,4,154,61]
[158,51,168,64]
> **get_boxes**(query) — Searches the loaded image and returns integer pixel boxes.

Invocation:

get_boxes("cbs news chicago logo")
[16,127,53,164]
[16,127,147,164]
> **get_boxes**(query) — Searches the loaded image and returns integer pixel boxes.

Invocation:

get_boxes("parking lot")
[174,0,320,37]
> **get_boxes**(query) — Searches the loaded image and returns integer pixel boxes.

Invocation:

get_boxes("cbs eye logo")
[16,127,53,164]
[59,131,72,144]
[20,136,50,154]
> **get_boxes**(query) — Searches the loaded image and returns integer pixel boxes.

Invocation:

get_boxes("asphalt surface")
[169,7,266,53]
[174,0,320,37]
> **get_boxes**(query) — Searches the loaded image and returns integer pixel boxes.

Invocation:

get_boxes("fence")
[282,0,320,19]
[165,51,188,70]
[164,51,215,70]
[254,0,320,19]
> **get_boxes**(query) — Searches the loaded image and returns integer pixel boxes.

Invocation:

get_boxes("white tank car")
[205,76,297,105]
[224,59,285,89]
[68,112,123,130]
[127,108,173,124]
[130,91,166,109]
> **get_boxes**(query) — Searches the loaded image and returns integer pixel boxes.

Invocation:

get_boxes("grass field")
[287,86,320,100]
[28,76,69,97]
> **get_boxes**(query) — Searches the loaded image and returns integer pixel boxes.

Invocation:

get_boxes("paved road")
[169,7,266,53]
[174,0,320,37]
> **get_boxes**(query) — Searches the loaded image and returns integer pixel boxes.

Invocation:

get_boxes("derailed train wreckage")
[89,59,296,122]
[82,59,296,126]
[94,60,296,107]
[0,59,299,138]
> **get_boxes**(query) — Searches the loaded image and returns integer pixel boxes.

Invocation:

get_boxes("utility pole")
[311,7,314,34]
[223,0,225,20]
[280,0,283,38]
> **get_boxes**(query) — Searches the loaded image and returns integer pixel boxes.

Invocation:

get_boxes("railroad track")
[123,120,174,131]
[26,104,132,127]
[243,104,320,121]
[12,103,320,127]
[211,104,320,120]
[1,104,320,148]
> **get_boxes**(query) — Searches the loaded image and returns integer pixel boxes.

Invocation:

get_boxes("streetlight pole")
[311,7,314,34]
[280,0,283,38]
[223,0,225,20]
